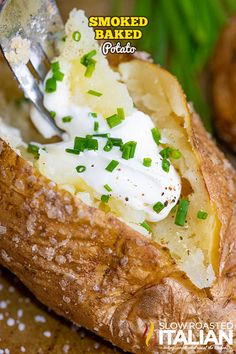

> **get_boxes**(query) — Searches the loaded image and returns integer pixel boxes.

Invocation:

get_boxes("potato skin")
[0,59,235,353]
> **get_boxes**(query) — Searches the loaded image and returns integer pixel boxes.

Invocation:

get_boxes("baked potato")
[0,9,235,354]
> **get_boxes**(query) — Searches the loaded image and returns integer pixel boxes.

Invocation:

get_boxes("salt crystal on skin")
[20,347,26,353]
[5,350,10,354]
[7,318,15,326]
[43,331,51,338]
[17,309,23,318]
[0,301,7,309]
[0,226,6,234]
[18,323,25,331]
[8,286,15,293]
[34,315,46,323]
[0,314,3,320]
[62,344,70,353]
[94,342,100,349]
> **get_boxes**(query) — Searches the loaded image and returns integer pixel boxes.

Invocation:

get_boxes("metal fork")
[0,0,65,137]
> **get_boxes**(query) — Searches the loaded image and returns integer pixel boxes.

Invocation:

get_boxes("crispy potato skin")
[211,16,236,152]
[0,58,235,353]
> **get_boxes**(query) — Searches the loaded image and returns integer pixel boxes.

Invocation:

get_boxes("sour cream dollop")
[31,68,181,223]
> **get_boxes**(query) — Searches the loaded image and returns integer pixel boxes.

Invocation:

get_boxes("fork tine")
[12,63,64,136]
[29,43,50,81]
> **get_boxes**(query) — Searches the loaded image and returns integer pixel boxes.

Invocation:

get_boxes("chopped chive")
[143,157,152,167]
[122,144,131,160]
[94,121,99,132]
[153,201,165,214]
[93,133,109,138]
[27,143,40,159]
[86,138,98,151]
[51,61,60,72]
[53,70,64,82]
[171,205,177,213]
[160,147,182,159]
[89,112,98,118]
[80,50,97,66]
[104,184,112,192]
[62,116,73,123]
[122,141,137,160]
[151,127,161,146]
[87,90,102,97]
[85,60,96,78]
[65,148,80,155]
[76,165,86,173]
[45,77,57,93]
[197,210,208,220]
[103,140,113,152]
[101,194,110,203]
[74,137,86,152]
[106,114,122,128]
[171,149,182,159]
[175,199,190,226]
[140,221,152,233]
[160,147,173,159]
[62,35,67,42]
[50,111,56,119]
[105,160,119,172]
[109,137,123,147]
[162,158,170,173]
[72,31,81,42]
[117,107,125,120]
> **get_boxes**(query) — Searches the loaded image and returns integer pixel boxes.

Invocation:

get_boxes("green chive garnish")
[62,35,67,42]
[27,143,40,159]
[105,160,119,172]
[101,194,110,203]
[53,71,64,82]
[103,140,113,152]
[175,199,189,226]
[121,141,137,160]
[143,157,152,167]
[94,121,99,132]
[106,114,122,128]
[89,112,98,118]
[162,158,170,173]
[117,107,125,120]
[45,77,57,93]
[87,90,102,97]
[160,147,182,159]
[50,111,56,119]
[85,61,96,78]
[65,148,80,155]
[197,210,208,220]
[153,201,165,214]
[72,31,81,42]
[104,184,112,192]
[109,137,123,147]
[80,50,97,66]
[76,165,86,173]
[140,221,152,233]
[51,61,60,72]
[62,116,72,123]
[93,133,109,138]
[151,127,161,146]
[171,149,182,159]
[74,137,86,152]
[86,138,98,151]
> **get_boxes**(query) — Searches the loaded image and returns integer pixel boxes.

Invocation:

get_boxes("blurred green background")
[112,0,236,132]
